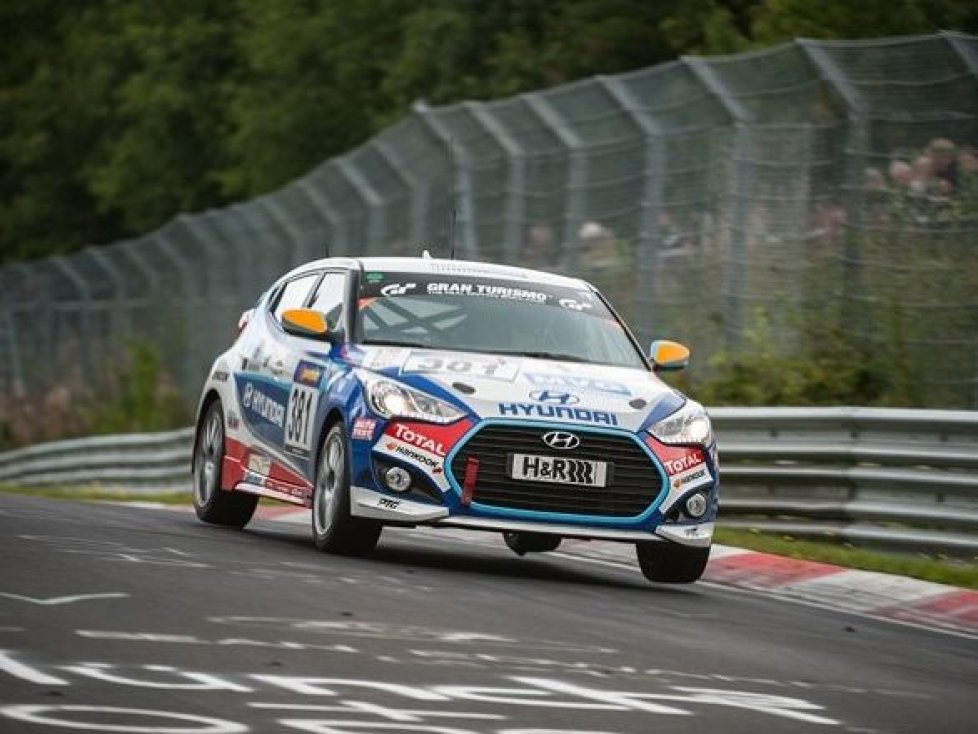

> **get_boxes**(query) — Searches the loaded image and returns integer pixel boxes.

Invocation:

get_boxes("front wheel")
[193,400,258,528]
[635,542,709,584]
[312,423,382,556]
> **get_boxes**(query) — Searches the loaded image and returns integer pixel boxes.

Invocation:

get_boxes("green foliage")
[0,342,188,450]
[1,0,976,265]
[85,342,189,435]
[713,528,978,588]
[673,303,926,408]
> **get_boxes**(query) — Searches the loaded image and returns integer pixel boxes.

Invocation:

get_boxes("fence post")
[412,101,477,259]
[464,101,526,264]
[84,246,130,356]
[50,256,94,382]
[595,75,666,340]
[297,178,344,257]
[118,241,161,345]
[941,30,978,75]
[522,93,586,273]
[151,231,200,393]
[337,157,386,254]
[797,40,870,342]
[683,57,751,352]
[0,268,24,395]
[255,196,306,266]
[374,138,428,249]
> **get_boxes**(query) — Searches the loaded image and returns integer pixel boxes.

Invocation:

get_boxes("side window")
[308,273,346,331]
[272,273,319,321]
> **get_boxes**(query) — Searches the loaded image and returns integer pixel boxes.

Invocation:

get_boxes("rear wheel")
[193,400,258,528]
[312,423,382,555]
[503,531,562,556]
[635,542,709,584]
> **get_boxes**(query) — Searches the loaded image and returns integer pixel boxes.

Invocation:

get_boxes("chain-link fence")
[2,32,977,417]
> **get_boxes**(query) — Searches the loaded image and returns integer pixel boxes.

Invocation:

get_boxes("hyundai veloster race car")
[192,257,718,583]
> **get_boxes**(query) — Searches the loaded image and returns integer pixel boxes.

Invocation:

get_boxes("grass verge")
[0,485,190,506]
[714,527,978,590]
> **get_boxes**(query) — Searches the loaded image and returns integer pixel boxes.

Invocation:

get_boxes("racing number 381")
[285,384,317,452]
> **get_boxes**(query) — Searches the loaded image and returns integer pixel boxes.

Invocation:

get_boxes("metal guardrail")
[710,407,978,556]
[0,408,976,555]
[0,428,193,492]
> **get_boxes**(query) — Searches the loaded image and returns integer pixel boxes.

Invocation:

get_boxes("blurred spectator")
[910,154,934,195]
[888,160,912,188]
[813,196,847,242]
[863,167,885,192]
[523,223,557,267]
[927,138,958,195]
[960,146,978,175]
[579,220,617,267]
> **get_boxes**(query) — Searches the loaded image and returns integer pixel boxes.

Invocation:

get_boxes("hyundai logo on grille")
[530,390,579,405]
[541,430,581,450]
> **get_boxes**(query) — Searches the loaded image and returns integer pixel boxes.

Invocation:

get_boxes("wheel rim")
[314,433,344,535]
[195,410,223,505]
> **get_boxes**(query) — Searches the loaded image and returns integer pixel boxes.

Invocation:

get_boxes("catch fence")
[1,32,977,423]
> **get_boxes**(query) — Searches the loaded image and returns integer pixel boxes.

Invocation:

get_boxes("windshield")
[356,271,647,369]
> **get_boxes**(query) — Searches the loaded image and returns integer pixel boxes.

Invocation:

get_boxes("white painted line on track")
[0,592,129,606]
[0,650,69,685]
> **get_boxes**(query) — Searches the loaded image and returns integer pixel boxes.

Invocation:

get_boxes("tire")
[635,542,710,584]
[193,400,258,528]
[312,422,382,556]
[503,531,562,556]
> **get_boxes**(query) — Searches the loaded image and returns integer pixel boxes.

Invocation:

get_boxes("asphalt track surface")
[0,494,975,734]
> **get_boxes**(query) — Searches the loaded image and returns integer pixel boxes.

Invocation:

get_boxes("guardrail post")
[522,93,587,273]
[412,101,477,259]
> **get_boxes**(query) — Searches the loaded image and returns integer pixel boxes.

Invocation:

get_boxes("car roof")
[279,256,592,290]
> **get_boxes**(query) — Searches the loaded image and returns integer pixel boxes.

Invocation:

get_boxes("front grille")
[450,425,662,516]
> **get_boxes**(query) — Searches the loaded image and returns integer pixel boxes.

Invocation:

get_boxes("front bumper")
[350,486,714,547]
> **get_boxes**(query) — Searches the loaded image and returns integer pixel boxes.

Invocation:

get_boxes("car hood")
[347,345,684,432]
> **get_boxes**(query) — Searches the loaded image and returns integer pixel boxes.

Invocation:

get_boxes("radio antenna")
[447,136,457,260]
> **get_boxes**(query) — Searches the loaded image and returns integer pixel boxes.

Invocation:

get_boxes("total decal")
[373,420,472,490]
[647,438,714,512]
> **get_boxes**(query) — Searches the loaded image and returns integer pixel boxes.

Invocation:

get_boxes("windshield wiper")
[485,349,590,363]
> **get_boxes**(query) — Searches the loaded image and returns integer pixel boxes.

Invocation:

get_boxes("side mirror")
[649,339,690,371]
[281,308,335,341]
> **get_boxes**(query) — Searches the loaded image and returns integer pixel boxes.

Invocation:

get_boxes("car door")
[234,270,321,492]
[268,270,351,489]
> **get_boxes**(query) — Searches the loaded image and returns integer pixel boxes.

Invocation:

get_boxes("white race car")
[192,257,718,583]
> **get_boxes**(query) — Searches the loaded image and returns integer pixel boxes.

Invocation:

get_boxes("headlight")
[648,400,713,447]
[359,374,464,424]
